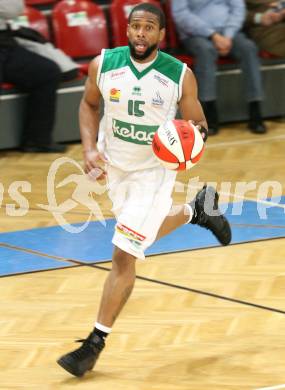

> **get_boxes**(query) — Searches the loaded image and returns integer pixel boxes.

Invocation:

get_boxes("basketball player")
[57,3,231,377]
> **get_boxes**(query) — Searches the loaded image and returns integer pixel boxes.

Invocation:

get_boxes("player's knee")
[112,247,136,275]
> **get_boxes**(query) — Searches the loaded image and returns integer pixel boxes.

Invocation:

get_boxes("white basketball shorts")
[107,165,177,259]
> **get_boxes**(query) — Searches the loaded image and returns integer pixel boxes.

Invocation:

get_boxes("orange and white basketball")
[152,119,205,171]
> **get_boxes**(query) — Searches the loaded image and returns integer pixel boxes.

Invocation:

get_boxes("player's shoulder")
[104,46,129,56]
[158,50,184,66]
[153,50,186,84]
[100,46,129,73]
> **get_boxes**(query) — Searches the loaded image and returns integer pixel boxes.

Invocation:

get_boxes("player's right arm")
[79,56,107,176]
[179,67,208,141]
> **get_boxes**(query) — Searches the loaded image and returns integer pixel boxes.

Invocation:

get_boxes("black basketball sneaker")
[189,185,231,246]
[57,332,105,377]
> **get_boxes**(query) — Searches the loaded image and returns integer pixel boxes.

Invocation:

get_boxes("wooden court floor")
[0,119,285,389]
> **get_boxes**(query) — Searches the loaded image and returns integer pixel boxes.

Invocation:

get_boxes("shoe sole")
[218,216,232,246]
[57,357,86,377]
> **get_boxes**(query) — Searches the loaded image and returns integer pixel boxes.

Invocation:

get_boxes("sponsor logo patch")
[154,74,169,87]
[110,70,126,79]
[112,118,158,145]
[129,240,142,249]
[116,223,146,242]
[132,86,142,96]
[109,88,121,102]
[152,91,164,107]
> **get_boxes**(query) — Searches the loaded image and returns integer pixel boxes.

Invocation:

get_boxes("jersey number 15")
[128,100,145,117]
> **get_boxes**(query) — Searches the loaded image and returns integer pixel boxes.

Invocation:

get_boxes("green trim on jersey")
[153,51,184,85]
[101,47,129,73]
[101,46,184,84]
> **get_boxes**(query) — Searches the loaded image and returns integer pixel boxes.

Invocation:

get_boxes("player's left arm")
[178,67,208,141]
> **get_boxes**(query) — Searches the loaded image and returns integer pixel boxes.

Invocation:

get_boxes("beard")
[128,41,158,61]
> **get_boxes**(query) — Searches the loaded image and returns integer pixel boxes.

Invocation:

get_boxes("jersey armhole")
[96,48,106,87]
[178,63,187,102]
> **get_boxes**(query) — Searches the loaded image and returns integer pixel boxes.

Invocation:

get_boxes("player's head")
[127,3,166,61]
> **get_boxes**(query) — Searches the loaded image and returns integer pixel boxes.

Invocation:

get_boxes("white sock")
[184,203,193,224]
[95,322,112,334]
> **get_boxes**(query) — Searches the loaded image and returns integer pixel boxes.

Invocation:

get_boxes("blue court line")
[0,199,284,276]
[0,246,74,276]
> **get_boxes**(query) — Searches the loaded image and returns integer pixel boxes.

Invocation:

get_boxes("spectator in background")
[245,0,285,57]
[171,0,267,135]
[0,0,66,152]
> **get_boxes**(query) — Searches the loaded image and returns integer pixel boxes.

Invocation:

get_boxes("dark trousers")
[1,45,61,145]
[182,32,263,102]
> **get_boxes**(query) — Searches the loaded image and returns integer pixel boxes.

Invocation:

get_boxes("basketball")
[152,119,205,171]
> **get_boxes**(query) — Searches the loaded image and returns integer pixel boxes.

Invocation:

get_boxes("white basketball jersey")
[97,46,187,171]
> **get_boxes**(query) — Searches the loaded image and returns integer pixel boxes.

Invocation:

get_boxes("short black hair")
[128,3,166,30]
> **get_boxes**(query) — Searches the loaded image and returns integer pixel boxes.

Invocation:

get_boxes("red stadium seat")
[52,0,109,58]
[259,50,281,59]
[25,0,58,5]
[14,6,50,40]
[1,83,15,90]
[109,0,167,49]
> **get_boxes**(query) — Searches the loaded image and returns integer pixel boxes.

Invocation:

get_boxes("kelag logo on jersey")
[109,88,121,102]
[112,119,158,145]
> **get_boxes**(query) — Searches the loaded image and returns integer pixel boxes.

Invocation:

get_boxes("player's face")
[127,11,165,62]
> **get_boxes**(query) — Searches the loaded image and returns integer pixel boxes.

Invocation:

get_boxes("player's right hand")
[188,121,208,143]
[83,148,108,179]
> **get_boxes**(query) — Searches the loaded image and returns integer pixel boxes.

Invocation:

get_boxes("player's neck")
[130,53,158,71]
[131,50,158,64]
